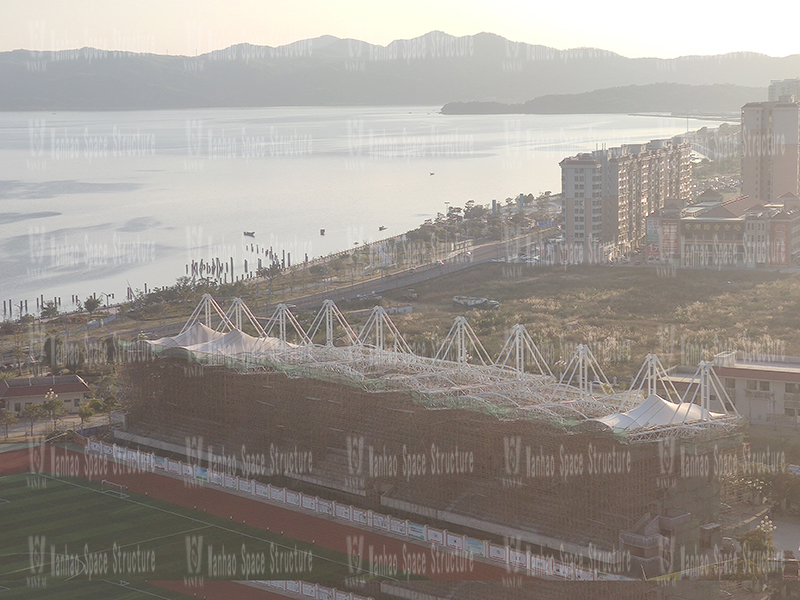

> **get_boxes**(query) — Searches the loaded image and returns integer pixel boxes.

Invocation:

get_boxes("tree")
[42,336,63,372]
[22,403,45,436]
[83,296,102,320]
[102,397,119,424]
[64,343,85,373]
[42,389,66,432]
[12,332,27,376]
[89,396,116,425]
[1,412,19,439]
[77,401,95,430]
[41,301,59,319]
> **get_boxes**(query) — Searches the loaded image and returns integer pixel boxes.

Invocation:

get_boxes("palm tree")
[83,296,103,321]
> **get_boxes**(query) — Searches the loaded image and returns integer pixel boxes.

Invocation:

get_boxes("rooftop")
[0,374,91,398]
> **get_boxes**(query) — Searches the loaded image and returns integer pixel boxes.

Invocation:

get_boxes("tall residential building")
[561,137,690,258]
[768,78,800,102]
[559,154,603,262]
[741,101,800,203]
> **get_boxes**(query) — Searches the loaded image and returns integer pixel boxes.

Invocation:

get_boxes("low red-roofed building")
[0,374,91,416]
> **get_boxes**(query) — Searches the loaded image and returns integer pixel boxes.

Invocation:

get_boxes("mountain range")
[0,31,795,110]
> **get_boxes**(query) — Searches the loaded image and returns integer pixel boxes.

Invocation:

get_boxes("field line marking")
[102,579,180,600]
[34,474,366,576]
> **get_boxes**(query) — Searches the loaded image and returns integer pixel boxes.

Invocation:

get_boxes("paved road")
[277,236,518,312]
[773,515,800,554]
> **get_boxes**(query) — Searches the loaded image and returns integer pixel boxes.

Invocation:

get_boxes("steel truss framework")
[151,295,742,439]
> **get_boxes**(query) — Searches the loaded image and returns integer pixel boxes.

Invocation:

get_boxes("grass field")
[0,472,361,597]
[378,263,800,381]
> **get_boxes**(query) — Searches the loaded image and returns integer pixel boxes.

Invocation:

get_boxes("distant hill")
[0,31,792,110]
[441,83,764,115]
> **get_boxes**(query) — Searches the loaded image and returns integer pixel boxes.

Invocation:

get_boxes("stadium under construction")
[119,295,750,579]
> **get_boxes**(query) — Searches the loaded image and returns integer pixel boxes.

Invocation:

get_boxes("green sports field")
[0,472,359,598]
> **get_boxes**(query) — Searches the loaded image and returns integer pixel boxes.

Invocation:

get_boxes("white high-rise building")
[768,78,800,102]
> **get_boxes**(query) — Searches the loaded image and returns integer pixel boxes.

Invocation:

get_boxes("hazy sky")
[4,0,800,59]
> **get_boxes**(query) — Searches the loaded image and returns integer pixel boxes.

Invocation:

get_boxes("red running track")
[3,445,531,590]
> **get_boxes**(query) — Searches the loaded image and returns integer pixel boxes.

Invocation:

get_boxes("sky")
[3,0,800,59]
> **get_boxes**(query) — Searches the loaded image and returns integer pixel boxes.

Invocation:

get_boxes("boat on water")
[243,231,255,237]
[379,226,387,231]
[320,229,325,236]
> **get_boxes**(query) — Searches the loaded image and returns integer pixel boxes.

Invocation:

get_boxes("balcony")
[745,389,774,400]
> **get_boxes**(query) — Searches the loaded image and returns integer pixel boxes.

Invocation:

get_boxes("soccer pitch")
[0,471,359,596]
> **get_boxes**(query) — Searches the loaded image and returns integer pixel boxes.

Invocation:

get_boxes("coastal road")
[280,234,536,312]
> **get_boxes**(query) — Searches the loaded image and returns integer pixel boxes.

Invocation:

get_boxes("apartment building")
[561,137,691,259]
[768,78,800,103]
[741,101,800,203]
[559,153,603,262]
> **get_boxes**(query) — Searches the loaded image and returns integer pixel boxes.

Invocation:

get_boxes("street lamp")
[99,292,115,309]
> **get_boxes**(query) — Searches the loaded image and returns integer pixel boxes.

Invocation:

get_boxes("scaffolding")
[133,295,742,436]
[121,295,747,565]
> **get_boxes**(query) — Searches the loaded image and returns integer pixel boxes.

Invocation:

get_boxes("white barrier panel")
[302,581,316,597]
[488,544,507,562]
[102,443,113,457]
[301,495,317,511]
[195,466,209,482]
[335,504,351,521]
[168,460,180,474]
[426,528,444,546]
[89,440,102,453]
[139,452,153,469]
[271,487,286,503]
[531,554,550,576]
[408,522,425,541]
[372,513,389,531]
[597,572,628,581]
[389,518,407,537]
[114,445,126,461]
[182,464,193,477]
[553,561,572,579]
[225,475,238,489]
[286,581,300,593]
[576,567,594,581]
[270,581,286,590]
[335,590,352,600]
[153,456,166,470]
[210,471,223,486]
[286,491,300,506]
[317,585,333,600]
[352,508,368,526]
[127,449,138,463]
[509,549,526,570]
[239,479,253,494]
[464,537,485,557]
[446,532,464,551]
[317,499,333,516]
[256,482,269,497]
